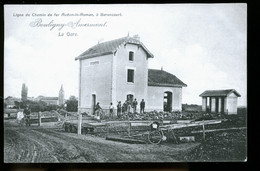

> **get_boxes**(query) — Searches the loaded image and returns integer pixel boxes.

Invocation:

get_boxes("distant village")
[4,84,79,112]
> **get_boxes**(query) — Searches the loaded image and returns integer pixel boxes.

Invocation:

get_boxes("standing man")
[132,98,138,114]
[122,100,128,115]
[117,101,122,119]
[95,102,102,116]
[127,98,132,114]
[24,105,31,127]
[140,99,145,114]
[109,102,114,119]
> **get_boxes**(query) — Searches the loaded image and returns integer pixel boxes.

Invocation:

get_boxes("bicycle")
[147,121,179,144]
[23,115,31,126]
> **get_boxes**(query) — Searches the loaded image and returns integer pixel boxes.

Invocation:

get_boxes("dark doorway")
[91,94,96,114]
[163,91,172,112]
[216,97,219,113]
[127,94,134,102]
[221,97,225,114]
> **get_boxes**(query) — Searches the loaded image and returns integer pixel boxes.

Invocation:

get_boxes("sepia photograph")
[4,4,247,163]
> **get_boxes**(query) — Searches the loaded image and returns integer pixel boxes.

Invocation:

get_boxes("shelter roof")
[199,89,241,97]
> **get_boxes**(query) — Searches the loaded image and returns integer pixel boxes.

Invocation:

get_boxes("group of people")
[94,98,146,119]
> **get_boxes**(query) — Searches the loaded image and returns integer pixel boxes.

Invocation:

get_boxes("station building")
[75,35,187,114]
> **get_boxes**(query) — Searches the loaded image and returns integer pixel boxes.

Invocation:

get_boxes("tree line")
[7,96,78,113]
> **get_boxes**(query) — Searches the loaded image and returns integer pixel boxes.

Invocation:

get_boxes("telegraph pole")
[77,60,82,135]
[77,112,82,135]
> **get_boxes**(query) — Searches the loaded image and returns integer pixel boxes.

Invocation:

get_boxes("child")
[109,102,114,119]
[117,101,122,119]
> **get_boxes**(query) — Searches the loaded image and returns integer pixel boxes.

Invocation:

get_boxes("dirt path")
[4,120,199,163]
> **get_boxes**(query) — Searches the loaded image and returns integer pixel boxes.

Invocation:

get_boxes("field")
[174,129,247,161]
[4,120,199,163]
[4,107,247,163]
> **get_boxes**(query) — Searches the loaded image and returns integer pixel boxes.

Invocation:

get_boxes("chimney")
[161,66,163,71]
[133,34,140,41]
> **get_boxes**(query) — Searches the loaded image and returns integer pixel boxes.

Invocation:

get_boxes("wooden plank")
[191,127,247,134]
[202,120,205,141]
[160,120,222,130]
[106,135,146,144]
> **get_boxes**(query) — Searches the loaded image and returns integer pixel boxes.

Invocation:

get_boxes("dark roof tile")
[199,89,241,97]
[148,69,187,87]
[75,36,154,60]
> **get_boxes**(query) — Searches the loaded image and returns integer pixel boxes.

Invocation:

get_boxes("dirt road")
[4,120,199,163]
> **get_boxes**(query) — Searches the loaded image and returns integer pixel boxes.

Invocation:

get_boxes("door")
[91,94,96,114]
[126,94,134,103]
[163,91,172,112]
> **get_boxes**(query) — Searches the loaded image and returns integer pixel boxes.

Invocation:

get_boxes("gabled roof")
[199,89,241,97]
[40,97,59,100]
[75,36,154,60]
[148,69,187,87]
[5,97,21,105]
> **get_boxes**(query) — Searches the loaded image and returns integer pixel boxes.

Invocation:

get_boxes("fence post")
[106,123,110,137]
[202,120,205,141]
[38,111,41,126]
[77,112,82,135]
[128,122,131,137]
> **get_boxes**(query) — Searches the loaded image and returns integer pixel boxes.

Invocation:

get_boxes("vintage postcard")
[4,4,247,163]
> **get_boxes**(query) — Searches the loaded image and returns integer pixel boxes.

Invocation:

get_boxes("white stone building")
[75,35,187,114]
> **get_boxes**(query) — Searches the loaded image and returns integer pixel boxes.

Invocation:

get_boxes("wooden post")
[77,112,82,135]
[202,120,205,141]
[128,122,131,137]
[38,111,41,126]
[107,124,110,137]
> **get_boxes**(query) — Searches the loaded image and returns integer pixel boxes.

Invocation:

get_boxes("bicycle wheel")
[148,130,163,144]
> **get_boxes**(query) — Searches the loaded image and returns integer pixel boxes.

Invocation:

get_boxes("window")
[127,69,134,83]
[129,51,134,61]
[90,61,99,65]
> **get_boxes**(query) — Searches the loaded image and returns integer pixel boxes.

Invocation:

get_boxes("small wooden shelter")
[199,89,241,115]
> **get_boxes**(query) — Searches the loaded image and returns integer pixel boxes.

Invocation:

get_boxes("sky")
[4,4,247,106]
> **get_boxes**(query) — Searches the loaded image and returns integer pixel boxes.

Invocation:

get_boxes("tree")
[38,100,47,111]
[21,83,28,101]
[65,96,78,112]
[14,101,20,109]
[45,104,59,111]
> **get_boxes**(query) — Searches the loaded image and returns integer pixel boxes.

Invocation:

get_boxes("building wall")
[147,86,182,112]
[77,43,184,114]
[226,92,238,114]
[211,97,216,113]
[114,44,149,106]
[202,97,207,112]
[79,54,113,113]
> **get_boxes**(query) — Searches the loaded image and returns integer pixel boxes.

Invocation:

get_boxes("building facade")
[76,36,187,114]
[199,89,241,115]
[4,96,21,108]
[37,96,59,105]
